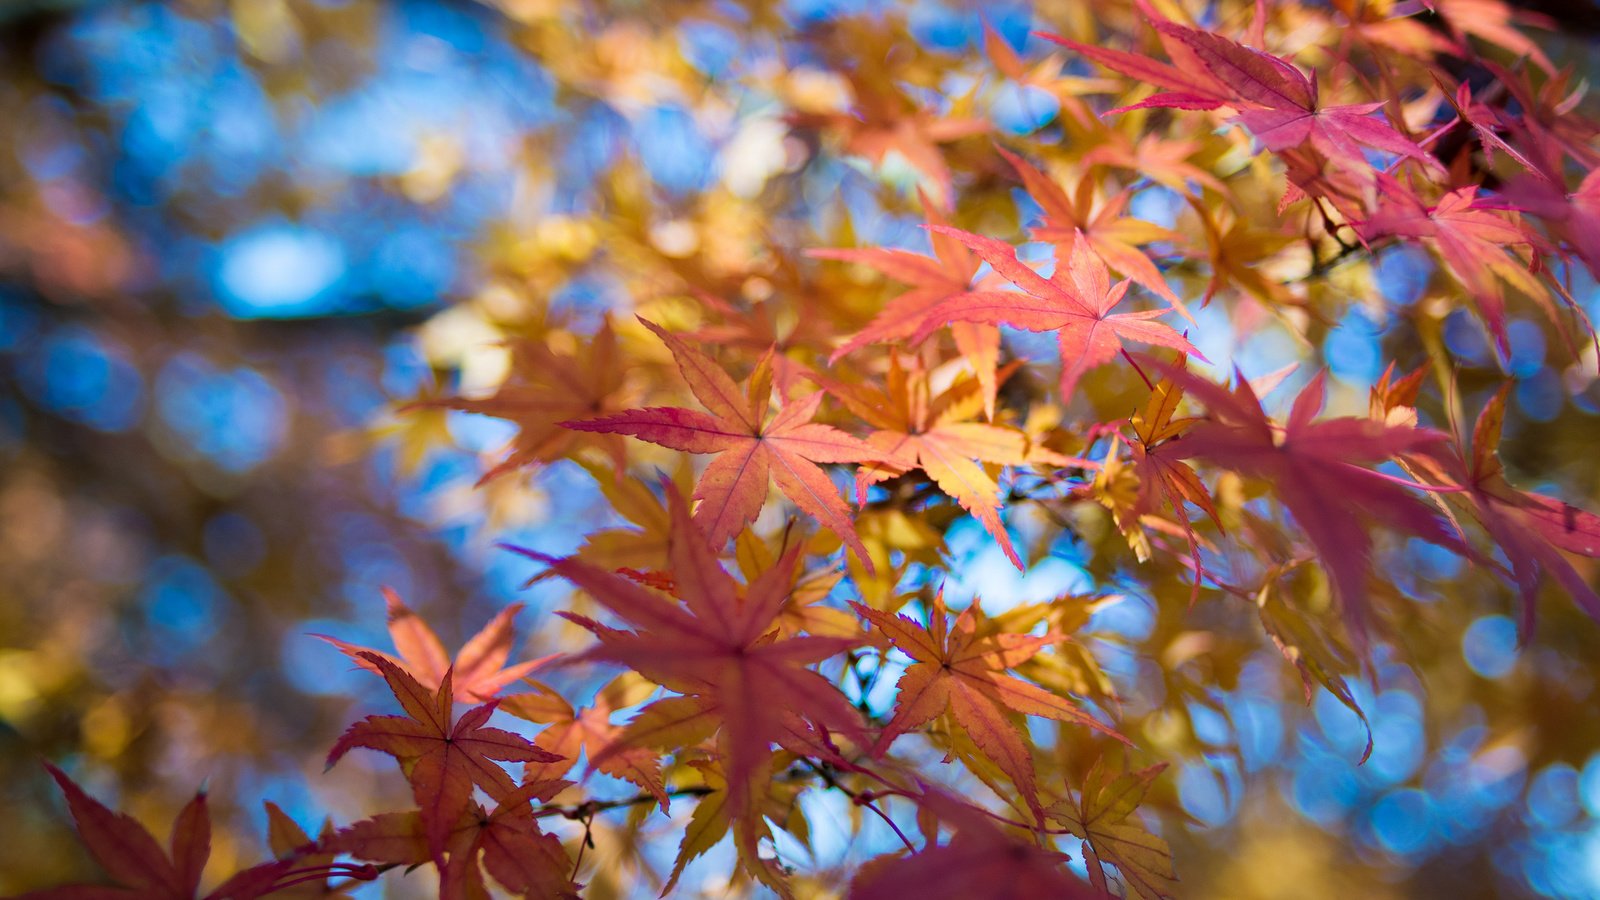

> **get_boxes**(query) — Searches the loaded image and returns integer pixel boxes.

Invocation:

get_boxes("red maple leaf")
[501,674,670,811]
[19,764,373,899]
[1152,363,1467,649]
[996,146,1193,320]
[1414,386,1600,634]
[1355,179,1546,360]
[314,587,551,703]
[329,779,577,900]
[562,318,894,568]
[1043,19,1437,175]
[913,226,1201,400]
[506,481,867,818]
[848,786,1101,900]
[326,652,562,860]
[811,193,1004,417]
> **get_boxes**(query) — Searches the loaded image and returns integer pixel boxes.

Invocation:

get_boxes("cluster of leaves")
[25,0,1600,897]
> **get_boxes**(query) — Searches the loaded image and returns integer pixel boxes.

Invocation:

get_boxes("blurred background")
[3,0,1600,897]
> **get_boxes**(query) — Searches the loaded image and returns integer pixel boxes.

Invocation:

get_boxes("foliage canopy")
[8,0,1600,897]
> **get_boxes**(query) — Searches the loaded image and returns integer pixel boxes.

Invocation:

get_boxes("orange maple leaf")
[812,355,1046,570]
[913,226,1202,400]
[437,312,632,481]
[852,591,1126,819]
[811,193,1004,418]
[501,674,670,811]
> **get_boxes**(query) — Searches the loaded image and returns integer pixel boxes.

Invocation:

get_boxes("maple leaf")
[913,226,1201,401]
[812,355,1040,569]
[314,588,551,704]
[18,763,370,900]
[501,673,670,810]
[852,591,1127,819]
[1248,560,1374,763]
[1046,761,1177,900]
[983,19,1120,122]
[812,200,1006,418]
[1079,133,1228,199]
[1122,355,1222,598]
[561,318,893,568]
[549,458,696,577]
[1043,20,1437,176]
[1189,201,1300,308]
[997,146,1193,319]
[685,292,838,394]
[1430,0,1557,75]
[436,313,632,482]
[1150,363,1467,649]
[325,652,562,860]
[791,69,990,208]
[729,527,859,640]
[329,779,576,900]
[848,786,1102,900]
[260,803,342,898]
[1416,387,1600,635]
[1508,168,1600,283]
[654,756,814,897]
[1355,180,1547,360]
[375,371,457,478]
[507,482,867,824]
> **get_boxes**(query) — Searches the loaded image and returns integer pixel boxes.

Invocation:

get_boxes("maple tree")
[14,1,1600,898]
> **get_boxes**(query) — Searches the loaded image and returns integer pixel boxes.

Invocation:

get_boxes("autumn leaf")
[813,355,1043,569]
[791,69,990,208]
[1043,20,1437,175]
[914,226,1202,400]
[1430,0,1557,75]
[852,591,1127,818]
[1046,760,1177,900]
[654,756,813,898]
[1417,387,1600,635]
[505,481,866,843]
[314,587,552,703]
[997,146,1194,319]
[1121,355,1222,598]
[848,786,1102,900]
[811,193,1004,417]
[686,291,838,394]
[1355,179,1546,359]
[437,312,633,481]
[17,764,370,900]
[325,652,562,860]
[501,673,669,811]
[1508,168,1600,282]
[1151,363,1467,649]
[261,803,345,898]
[328,779,576,900]
[562,318,894,568]
[1249,562,1374,763]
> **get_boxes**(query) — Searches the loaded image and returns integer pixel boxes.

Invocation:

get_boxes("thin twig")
[800,759,916,852]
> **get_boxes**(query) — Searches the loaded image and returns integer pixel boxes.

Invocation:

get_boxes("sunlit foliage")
[5,0,1600,897]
